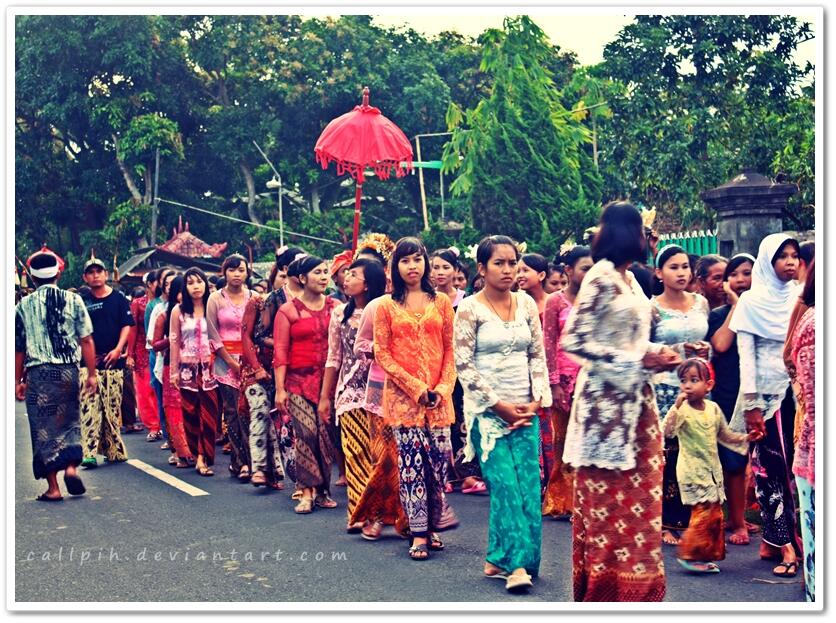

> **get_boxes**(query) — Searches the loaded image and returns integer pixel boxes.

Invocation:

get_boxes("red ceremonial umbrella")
[314,87,413,251]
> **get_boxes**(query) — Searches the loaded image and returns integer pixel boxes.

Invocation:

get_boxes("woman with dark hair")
[151,275,192,468]
[432,247,484,495]
[542,246,593,518]
[789,261,815,601]
[650,245,712,546]
[319,258,387,531]
[706,253,756,545]
[146,268,175,443]
[430,248,465,308]
[273,255,339,514]
[516,252,553,488]
[454,235,551,592]
[728,233,802,578]
[562,201,681,602]
[454,262,470,292]
[695,254,729,310]
[207,254,253,481]
[544,263,568,294]
[373,237,458,559]
[170,268,219,476]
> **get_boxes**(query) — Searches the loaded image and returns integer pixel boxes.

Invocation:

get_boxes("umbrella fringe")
[315,152,413,183]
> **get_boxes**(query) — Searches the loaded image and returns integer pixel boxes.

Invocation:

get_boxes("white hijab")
[729,233,801,342]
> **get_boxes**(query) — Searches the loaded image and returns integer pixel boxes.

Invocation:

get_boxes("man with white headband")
[15,246,97,501]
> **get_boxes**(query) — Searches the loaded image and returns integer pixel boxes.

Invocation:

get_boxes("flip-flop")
[63,474,86,496]
[408,543,429,560]
[462,480,488,495]
[36,493,64,502]
[773,561,799,578]
[677,559,720,574]
[429,533,444,551]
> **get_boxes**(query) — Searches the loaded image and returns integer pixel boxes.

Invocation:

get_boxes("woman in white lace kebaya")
[562,201,681,602]
[454,235,551,593]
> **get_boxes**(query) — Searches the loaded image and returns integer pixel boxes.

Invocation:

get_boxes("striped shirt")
[15,284,93,368]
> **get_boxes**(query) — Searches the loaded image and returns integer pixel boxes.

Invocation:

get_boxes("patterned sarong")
[572,384,666,602]
[340,408,372,516]
[288,393,334,490]
[349,417,409,534]
[542,401,575,517]
[25,364,83,479]
[678,502,725,562]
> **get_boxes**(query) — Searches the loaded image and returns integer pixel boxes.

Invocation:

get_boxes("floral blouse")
[240,294,272,388]
[169,309,218,393]
[206,288,251,387]
[273,297,338,404]
[650,293,710,387]
[325,304,370,418]
[373,293,456,428]
[561,260,664,471]
[543,290,580,394]
[662,399,748,505]
[454,292,551,462]
[791,306,815,486]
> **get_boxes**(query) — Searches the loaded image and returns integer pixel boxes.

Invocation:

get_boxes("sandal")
[677,559,720,574]
[315,494,338,509]
[361,520,383,541]
[168,455,178,465]
[429,533,444,551]
[346,522,365,534]
[250,470,267,487]
[505,570,533,592]
[295,497,314,514]
[175,458,191,469]
[444,482,453,494]
[291,490,304,501]
[461,480,488,495]
[36,492,64,502]
[238,466,251,482]
[773,561,799,578]
[484,563,508,579]
[63,474,86,496]
[196,466,214,477]
[408,542,429,560]
[269,481,284,491]
[727,531,750,546]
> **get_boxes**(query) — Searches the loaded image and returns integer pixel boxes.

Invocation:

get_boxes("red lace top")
[273,296,338,404]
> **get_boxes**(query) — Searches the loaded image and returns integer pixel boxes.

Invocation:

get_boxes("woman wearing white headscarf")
[727,233,802,578]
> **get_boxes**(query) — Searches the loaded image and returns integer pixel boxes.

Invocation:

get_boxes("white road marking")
[126,459,209,497]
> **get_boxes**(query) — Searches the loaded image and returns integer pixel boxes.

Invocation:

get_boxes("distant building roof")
[158,216,228,258]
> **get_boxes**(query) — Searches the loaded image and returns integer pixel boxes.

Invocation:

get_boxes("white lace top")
[453,292,551,462]
[562,260,664,470]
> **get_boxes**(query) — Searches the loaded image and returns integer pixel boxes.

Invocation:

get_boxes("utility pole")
[151,147,160,246]
[416,136,429,231]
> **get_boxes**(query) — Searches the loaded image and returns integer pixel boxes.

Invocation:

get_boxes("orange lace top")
[373,292,456,428]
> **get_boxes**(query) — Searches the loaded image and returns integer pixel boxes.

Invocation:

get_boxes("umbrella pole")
[352,182,363,252]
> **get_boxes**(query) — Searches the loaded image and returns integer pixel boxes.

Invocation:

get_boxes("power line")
[157,198,344,246]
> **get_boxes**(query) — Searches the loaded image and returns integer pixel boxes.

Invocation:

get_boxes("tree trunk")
[143,164,153,206]
[592,115,599,170]
[113,134,143,205]
[238,160,261,224]
[310,183,321,215]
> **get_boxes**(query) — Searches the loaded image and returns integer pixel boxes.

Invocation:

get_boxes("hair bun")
[448,246,461,258]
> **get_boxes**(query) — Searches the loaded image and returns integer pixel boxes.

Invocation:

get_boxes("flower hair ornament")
[515,241,528,254]
[354,232,396,263]
[559,238,576,258]
[464,244,479,262]
[641,206,657,230]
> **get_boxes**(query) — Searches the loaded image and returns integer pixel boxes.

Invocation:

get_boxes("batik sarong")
[349,416,409,534]
[572,384,666,602]
[795,475,815,602]
[162,365,190,459]
[288,393,334,491]
[79,368,127,462]
[25,364,83,479]
[218,383,250,473]
[678,502,725,562]
[242,380,284,484]
[133,365,160,432]
[392,425,458,538]
[543,377,576,517]
[473,414,541,576]
[656,382,690,531]
[340,408,372,516]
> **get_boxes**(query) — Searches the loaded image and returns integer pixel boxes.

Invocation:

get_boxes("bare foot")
[662,530,680,546]
[727,528,750,545]
[484,562,507,577]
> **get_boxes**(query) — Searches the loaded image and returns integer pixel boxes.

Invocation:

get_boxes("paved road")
[13,401,804,603]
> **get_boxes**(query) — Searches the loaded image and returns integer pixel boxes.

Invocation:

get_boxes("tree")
[596,15,815,230]
[442,16,602,253]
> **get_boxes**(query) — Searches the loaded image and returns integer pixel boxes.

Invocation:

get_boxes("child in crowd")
[663,358,758,573]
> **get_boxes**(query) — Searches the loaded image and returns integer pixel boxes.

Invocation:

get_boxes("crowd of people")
[14,201,816,601]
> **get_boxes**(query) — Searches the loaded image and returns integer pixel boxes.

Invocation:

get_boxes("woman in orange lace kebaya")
[373,237,459,561]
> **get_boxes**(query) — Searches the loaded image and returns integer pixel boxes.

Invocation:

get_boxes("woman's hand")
[317,397,332,424]
[15,381,26,401]
[493,400,534,430]
[691,341,710,360]
[229,360,242,377]
[723,281,739,306]
[643,347,681,371]
[744,408,766,441]
[274,387,289,414]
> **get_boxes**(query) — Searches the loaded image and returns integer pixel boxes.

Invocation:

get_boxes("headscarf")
[729,233,801,342]
[26,245,65,279]
[330,249,354,278]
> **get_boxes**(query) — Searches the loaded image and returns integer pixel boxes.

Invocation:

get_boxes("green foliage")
[442,16,602,253]
[118,114,184,167]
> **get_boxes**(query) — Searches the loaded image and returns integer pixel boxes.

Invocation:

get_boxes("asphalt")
[13,401,805,604]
